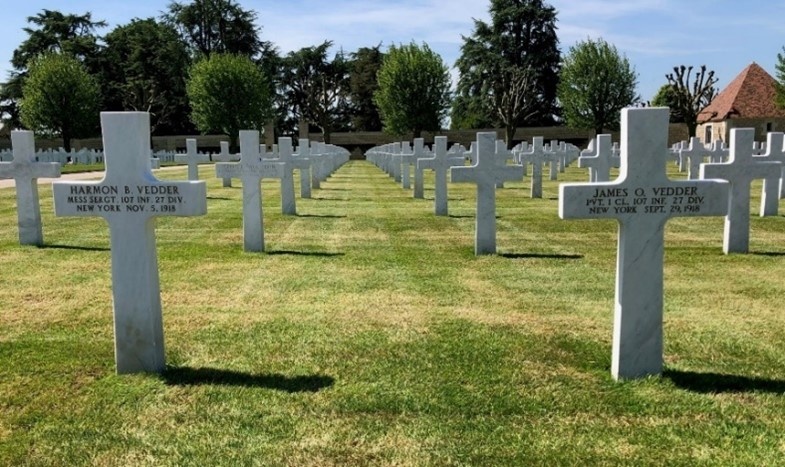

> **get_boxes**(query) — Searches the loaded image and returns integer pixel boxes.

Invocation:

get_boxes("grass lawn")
[1,159,785,465]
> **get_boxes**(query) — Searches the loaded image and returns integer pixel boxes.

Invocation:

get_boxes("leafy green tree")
[454,0,561,146]
[186,53,272,150]
[650,84,682,122]
[280,41,351,142]
[99,18,193,135]
[20,53,100,151]
[558,38,638,134]
[775,47,785,110]
[1,9,105,129]
[349,45,385,131]
[165,0,264,58]
[374,42,451,137]
[665,65,717,137]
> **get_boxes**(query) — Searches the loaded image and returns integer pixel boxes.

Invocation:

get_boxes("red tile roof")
[697,63,785,123]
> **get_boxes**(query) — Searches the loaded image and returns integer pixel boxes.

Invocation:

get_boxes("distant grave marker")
[0,131,61,245]
[700,128,781,253]
[451,132,524,255]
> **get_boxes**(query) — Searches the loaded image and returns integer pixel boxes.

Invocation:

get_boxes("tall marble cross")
[295,138,313,199]
[398,142,415,189]
[0,131,61,245]
[578,134,616,183]
[757,132,785,211]
[216,131,285,252]
[520,137,550,198]
[412,139,428,199]
[700,128,782,253]
[451,132,524,255]
[175,139,209,181]
[417,136,464,216]
[276,137,306,215]
[559,108,729,380]
[52,112,207,374]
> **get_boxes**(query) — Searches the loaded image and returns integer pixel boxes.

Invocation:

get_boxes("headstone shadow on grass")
[265,250,344,257]
[664,369,785,394]
[36,244,110,252]
[499,252,583,259]
[294,213,347,219]
[162,366,335,392]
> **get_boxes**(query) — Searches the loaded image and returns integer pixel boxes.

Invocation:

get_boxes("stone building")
[697,62,785,144]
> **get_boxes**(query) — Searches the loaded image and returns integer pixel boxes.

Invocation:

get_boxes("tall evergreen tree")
[349,45,385,132]
[453,0,560,147]
[164,0,264,58]
[99,18,193,135]
[280,41,351,143]
[775,47,785,110]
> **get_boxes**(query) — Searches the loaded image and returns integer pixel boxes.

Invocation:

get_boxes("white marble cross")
[757,132,785,212]
[175,139,209,181]
[418,136,464,216]
[578,134,617,183]
[398,143,415,189]
[295,138,313,199]
[679,137,708,180]
[213,141,238,187]
[451,132,524,255]
[706,140,727,163]
[700,128,782,253]
[0,131,61,245]
[520,137,552,198]
[412,138,428,199]
[216,131,285,252]
[275,137,305,215]
[559,108,729,380]
[52,112,207,374]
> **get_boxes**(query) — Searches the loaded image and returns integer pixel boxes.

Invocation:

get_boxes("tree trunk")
[505,124,516,149]
[62,126,72,153]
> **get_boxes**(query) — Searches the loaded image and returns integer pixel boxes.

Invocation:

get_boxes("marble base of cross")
[451,132,524,255]
[0,131,61,245]
[560,108,729,380]
[52,112,207,374]
[700,128,782,253]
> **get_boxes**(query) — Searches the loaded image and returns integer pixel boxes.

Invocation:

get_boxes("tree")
[650,84,682,122]
[558,38,638,134]
[453,0,561,146]
[186,53,272,150]
[20,53,100,151]
[280,41,351,143]
[1,9,105,129]
[775,47,785,110]
[374,42,451,137]
[99,18,193,135]
[164,0,264,58]
[665,65,718,137]
[349,45,385,131]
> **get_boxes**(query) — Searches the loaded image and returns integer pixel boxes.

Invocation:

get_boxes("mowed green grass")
[1,159,785,465]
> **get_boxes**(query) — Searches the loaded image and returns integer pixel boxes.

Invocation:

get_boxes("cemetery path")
[0,165,185,189]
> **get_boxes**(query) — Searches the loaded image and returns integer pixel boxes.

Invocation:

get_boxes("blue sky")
[1,0,783,103]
